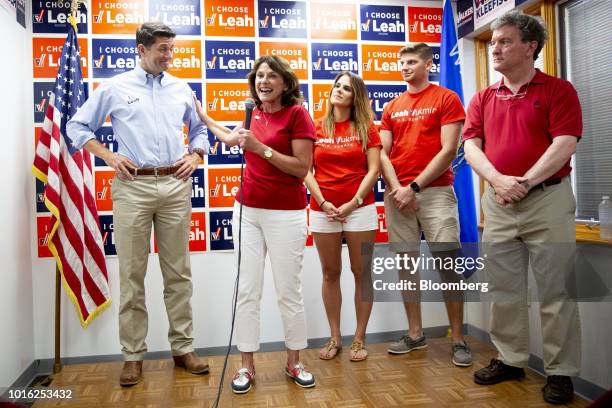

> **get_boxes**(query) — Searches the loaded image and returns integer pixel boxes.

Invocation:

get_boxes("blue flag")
[440,0,479,273]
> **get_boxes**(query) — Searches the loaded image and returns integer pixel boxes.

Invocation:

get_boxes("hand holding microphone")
[238,98,267,154]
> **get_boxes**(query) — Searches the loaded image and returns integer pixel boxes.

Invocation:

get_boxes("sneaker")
[451,341,473,367]
[474,358,525,385]
[231,368,255,394]
[387,334,428,354]
[542,375,574,405]
[285,363,315,388]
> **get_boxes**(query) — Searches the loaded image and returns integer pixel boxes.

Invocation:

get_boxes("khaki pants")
[384,186,462,301]
[112,175,194,361]
[482,177,581,375]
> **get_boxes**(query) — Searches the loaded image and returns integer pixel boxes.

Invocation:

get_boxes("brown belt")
[128,165,179,176]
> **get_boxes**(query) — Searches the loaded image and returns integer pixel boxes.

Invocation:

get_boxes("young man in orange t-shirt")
[380,43,471,367]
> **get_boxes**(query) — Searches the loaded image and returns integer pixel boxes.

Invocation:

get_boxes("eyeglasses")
[495,80,531,100]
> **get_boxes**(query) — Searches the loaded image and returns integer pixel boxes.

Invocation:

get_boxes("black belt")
[128,165,179,176]
[529,177,563,191]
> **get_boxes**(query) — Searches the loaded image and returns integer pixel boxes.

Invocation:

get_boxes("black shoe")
[474,358,525,385]
[542,375,574,405]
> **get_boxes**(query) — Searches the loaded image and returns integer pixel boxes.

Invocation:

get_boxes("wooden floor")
[33,336,590,408]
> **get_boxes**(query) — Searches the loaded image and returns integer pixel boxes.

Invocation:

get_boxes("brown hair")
[398,43,433,61]
[322,71,375,151]
[247,55,302,107]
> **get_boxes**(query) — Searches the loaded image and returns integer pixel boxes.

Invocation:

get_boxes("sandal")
[350,340,368,362]
[319,339,342,360]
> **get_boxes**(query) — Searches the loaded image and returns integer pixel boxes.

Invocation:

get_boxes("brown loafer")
[173,351,210,374]
[120,361,143,387]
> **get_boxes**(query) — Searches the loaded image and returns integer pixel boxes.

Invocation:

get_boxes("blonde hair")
[322,71,374,151]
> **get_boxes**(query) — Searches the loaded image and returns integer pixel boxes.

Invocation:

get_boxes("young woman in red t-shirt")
[195,56,316,393]
[305,71,381,362]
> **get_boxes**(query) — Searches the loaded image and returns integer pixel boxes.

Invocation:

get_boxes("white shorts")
[310,203,378,233]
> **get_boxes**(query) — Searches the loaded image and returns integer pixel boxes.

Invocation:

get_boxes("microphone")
[244,98,256,130]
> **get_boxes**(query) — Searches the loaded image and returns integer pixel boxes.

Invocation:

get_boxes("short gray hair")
[491,11,548,60]
[136,22,175,49]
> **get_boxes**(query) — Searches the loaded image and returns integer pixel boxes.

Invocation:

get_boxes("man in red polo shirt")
[380,43,472,367]
[463,11,582,405]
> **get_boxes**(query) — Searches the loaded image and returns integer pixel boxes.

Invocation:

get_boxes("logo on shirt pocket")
[126,95,139,105]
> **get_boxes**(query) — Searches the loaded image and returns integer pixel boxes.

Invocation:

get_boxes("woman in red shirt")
[305,71,381,362]
[195,56,316,393]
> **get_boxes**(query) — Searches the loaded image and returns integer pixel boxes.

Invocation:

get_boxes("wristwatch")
[263,147,273,160]
[409,181,421,193]
[354,195,363,205]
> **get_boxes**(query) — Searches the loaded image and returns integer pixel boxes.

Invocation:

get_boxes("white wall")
[32,247,450,358]
[0,5,36,387]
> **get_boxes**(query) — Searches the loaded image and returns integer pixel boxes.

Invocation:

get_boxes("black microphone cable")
[213,99,256,408]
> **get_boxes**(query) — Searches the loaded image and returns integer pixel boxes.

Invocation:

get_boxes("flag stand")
[53,265,62,373]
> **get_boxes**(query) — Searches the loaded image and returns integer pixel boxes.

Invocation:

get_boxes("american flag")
[32,24,111,328]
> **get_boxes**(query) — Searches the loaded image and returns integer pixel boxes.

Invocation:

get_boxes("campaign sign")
[91,0,146,35]
[92,39,138,79]
[33,37,89,79]
[429,46,441,83]
[360,4,405,42]
[311,43,358,80]
[205,82,250,122]
[457,0,475,39]
[204,40,255,80]
[258,1,307,39]
[375,205,388,243]
[32,0,87,34]
[94,127,117,167]
[208,167,241,208]
[191,168,206,208]
[188,82,202,104]
[474,0,515,30]
[259,41,309,80]
[361,44,402,81]
[99,214,116,256]
[209,210,234,251]
[167,39,202,79]
[36,179,47,213]
[207,126,242,165]
[407,6,443,43]
[311,82,333,120]
[189,212,207,252]
[94,170,115,212]
[205,0,255,37]
[366,84,406,121]
[149,0,201,35]
[35,126,43,149]
[300,84,309,112]
[33,82,54,123]
[37,216,53,257]
[374,176,386,203]
[311,3,358,40]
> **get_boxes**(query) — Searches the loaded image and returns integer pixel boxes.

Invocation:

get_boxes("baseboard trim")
[6,324,604,402]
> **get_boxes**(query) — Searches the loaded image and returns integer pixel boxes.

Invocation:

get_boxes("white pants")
[232,203,309,352]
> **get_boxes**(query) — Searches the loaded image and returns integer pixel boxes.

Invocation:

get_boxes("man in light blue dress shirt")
[67,22,210,386]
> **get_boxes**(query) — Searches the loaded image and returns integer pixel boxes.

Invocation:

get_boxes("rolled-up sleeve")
[185,93,209,153]
[66,82,113,149]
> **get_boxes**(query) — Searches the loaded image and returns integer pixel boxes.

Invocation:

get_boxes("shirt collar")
[497,68,546,90]
[134,63,167,87]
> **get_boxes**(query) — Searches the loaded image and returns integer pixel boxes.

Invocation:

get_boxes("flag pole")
[50,0,82,376]
[53,264,62,373]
